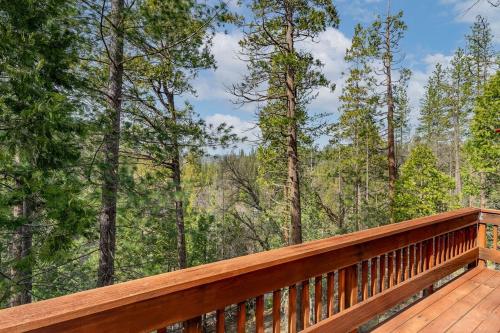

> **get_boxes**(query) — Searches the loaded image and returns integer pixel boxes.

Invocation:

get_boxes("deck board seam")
[377,268,484,332]
[416,270,498,333]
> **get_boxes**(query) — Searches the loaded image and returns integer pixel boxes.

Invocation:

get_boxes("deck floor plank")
[373,268,500,333]
[371,268,484,333]
[447,285,500,333]
[472,302,500,332]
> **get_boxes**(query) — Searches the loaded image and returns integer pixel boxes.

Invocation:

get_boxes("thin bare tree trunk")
[9,196,32,305]
[9,152,33,306]
[285,5,302,246]
[384,12,397,223]
[453,114,462,200]
[98,0,124,287]
[167,92,187,269]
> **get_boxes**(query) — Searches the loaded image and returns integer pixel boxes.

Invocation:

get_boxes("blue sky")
[188,0,499,147]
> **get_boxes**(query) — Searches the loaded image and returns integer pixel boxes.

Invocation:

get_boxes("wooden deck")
[0,208,497,333]
[374,267,500,333]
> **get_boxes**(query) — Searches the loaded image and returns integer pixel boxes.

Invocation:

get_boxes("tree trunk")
[9,193,32,306]
[385,14,397,223]
[285,6,302,246]
[98,0,124,287]
[479,172,486,208]
[453,111,462,201]
[167,92,187,269]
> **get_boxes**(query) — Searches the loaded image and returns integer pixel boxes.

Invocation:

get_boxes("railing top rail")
[481,208,500,215]
[0,207,480,332]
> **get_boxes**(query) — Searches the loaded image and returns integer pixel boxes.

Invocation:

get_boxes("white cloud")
[197,28,352,117]
[423,53,453,68]
[299,28,352,115]
[442,0,500,43]
[195,32,246,101]
[206,113,259,141]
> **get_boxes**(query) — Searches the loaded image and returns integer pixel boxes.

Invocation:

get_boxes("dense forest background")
[0,0,498,307]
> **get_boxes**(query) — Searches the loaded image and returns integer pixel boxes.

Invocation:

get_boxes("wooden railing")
[478,208,500,267]
[1,207,498,333]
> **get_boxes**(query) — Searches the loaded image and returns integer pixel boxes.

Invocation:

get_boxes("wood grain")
[314,276,322,323]
[273,290,280,333]
[256,295,264,333]
[301,248,479,333]
[0,208,480,333]
[216,309,224,333]
[326,272,334,317]
[479,247,500,264]
[237,302,246,333]
[288,285,296,333]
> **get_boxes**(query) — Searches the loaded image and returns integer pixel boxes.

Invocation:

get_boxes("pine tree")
[333,24,384,230]
[123,0,234,269]
[466,15,496,96]
[231,0,339,245]
[417,63,450,160]
[97,0,124,287]
[448,48,472,201]
[394,145,456,221]
[465,15,497,207]
[465,72,500,208]
[394,69,412,167]
[0,0,88,304]
[366,6,408,222]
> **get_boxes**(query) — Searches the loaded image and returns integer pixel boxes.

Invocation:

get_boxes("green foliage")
[0,0,92,304]
[466,71,500,173]
[395,145,457,221]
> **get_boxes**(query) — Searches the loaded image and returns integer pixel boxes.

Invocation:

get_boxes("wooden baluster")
[395,249,402,284]
[237,302,246,333]
[338,268,346,312]
[402,247,409,281]
[326,272,334,317]
[424,238,434,296]
[416,243,421,274]
[345,264,358,308]
[447,232,453,260]
[468,226,474,249]
[301,280,310,328]
[361,261,368,301]
[472,225,478,248]
[288,285,296,333]
[314,276,322,323]
[478,223,486,267]
[494,225,498,251]
[388,252,394,288]
[434,237,440,265]
[379,254,386,291]
[465,228,469,251]
[440,235,445,263]
[256,295,264,333]
[273,290,281,333]
[444,234,448,260]
[437,236,442,265]
[185,317,202,333]
[216,309,225,333]
[467,227,472,250]
[370,257,378,296]
[428,238,435,269]
[452,231,458,257]
[445,233,450,259]
[409,245,415,278]
[460,229,465,253]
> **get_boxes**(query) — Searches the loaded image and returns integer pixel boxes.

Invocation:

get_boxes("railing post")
[478,222,487,268]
